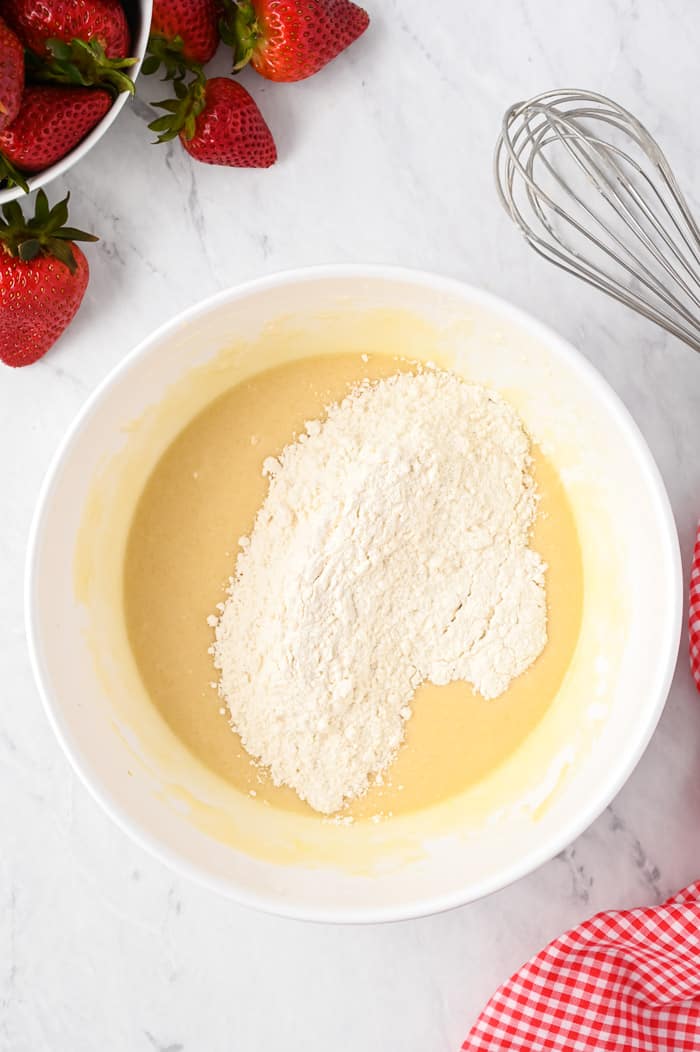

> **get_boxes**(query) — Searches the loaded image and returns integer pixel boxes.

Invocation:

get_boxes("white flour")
[212,369,547,814]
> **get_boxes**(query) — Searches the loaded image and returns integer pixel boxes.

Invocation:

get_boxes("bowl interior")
[0,0,152,205]
[26,267,682,921]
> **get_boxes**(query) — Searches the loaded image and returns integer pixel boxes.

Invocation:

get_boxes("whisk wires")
[495,89,700,352]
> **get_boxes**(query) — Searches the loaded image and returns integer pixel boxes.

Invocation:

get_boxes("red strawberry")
[221,0,369,82]
[0,190,98,368]
[0,16,23,132]
[147,0,219,69]
[2,0,131,58]
[0,86,112,174]
[150,74,276,168]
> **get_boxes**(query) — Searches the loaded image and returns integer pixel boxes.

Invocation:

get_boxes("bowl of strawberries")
[0,0,151,203]
[0,0,370,368]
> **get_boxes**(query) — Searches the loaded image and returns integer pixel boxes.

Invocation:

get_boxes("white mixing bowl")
[25,266,682,922]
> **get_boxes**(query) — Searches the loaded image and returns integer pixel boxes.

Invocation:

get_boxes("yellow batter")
[123,353,583,821]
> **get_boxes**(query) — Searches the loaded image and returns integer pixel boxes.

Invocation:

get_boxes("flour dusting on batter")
[212,369,547,813]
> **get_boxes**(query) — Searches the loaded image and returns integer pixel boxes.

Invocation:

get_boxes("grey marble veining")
[2,2,700,1050]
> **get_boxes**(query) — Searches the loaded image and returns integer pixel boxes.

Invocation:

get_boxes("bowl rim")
[24,263,683,923]
[0,0,153,205]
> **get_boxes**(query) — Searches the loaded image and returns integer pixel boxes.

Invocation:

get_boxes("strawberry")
[150,73,276,168]
[220,0,369,82]
[0,190,98,368]
[0,86,112,177]
[0,16,23,132]
[2,0,131,58]
[145,0,220,75]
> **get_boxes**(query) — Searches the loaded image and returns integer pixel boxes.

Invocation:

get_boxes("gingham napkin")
[462,882,700,1051]
[690,525,700,690]
[462,534,700,1050]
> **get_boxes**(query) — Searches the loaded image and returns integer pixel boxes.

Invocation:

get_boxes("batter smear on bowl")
[212,368,547,814]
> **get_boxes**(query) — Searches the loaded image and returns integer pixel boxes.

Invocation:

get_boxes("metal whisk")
[495,89,700,353]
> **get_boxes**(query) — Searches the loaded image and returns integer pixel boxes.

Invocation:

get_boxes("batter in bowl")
[123,352,583,821]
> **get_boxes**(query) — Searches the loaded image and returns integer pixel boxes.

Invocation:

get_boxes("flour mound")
[212,370,547,814]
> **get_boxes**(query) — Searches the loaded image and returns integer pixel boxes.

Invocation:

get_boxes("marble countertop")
[3,1,700,1049]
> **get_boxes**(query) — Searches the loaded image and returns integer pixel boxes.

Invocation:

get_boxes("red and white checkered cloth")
[462,882,700,1051]
[690,525,700,691]
[462,533,700,1050]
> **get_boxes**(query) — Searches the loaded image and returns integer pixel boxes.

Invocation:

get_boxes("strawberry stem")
[0,190,98,274]
[148,68,208,144]
[219,0,259,71]
[144,34,202,82]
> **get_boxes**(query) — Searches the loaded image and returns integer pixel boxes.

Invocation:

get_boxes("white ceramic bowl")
[0,0,152,205]
[26,266,682,922]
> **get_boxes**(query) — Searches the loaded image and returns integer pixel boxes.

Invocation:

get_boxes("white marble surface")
[3,1,700,1049]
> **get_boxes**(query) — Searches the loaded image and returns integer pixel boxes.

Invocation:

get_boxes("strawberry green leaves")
[0,190,98,274]
[148,70,207,143]
[0,150,29,192]
[26,37,137,97]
